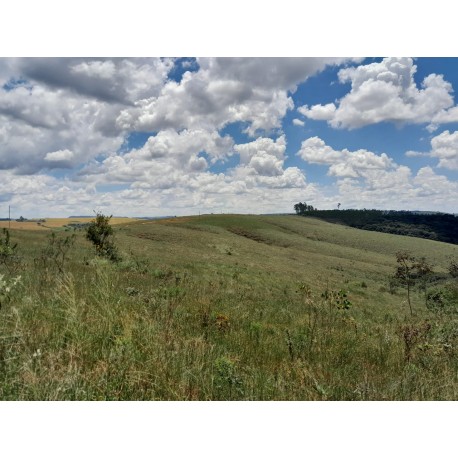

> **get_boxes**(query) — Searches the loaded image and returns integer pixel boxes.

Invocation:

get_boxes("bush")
[86,213,121,262]
[426,284,458,314]
[0,228,22,274]
[449,259,458,278]
[36,232,76,274]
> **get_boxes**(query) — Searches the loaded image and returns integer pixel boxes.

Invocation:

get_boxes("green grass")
[0,214,457,400]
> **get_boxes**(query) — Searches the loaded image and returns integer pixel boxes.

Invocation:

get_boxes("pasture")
[0,214,457,400]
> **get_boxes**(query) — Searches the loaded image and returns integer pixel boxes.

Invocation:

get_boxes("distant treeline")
[294,205,458,245]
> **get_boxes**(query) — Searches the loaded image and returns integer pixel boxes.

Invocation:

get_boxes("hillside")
[1,214,457,400]
[295,209,458,245]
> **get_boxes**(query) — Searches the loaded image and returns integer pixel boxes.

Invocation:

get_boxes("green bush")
[86,213,121,262]
[0,228,22,274]
[426,284,458,314]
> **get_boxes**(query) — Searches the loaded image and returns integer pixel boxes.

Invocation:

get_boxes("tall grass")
[0,216,457,400]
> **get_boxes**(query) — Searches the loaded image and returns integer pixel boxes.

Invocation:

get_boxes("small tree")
[416,257,434,305]
[86,213,120,262]
[394,251,433,316]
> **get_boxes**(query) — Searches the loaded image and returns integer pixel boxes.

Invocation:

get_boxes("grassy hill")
[296,209,458,244]
[1,214,457,400]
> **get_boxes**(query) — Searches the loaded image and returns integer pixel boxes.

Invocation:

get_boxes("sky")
[1,56,458,218]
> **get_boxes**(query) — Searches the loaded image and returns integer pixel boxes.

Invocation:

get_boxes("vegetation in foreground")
[0,214,457,400]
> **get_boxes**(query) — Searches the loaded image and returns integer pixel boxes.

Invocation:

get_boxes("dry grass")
[0,217,139,231]
[1,214,457,400]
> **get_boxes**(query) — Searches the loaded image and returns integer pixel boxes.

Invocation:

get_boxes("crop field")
[0,217,139,231]
[0,214,457,400]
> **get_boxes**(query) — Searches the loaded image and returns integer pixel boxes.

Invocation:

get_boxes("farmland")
[0,217,139,231]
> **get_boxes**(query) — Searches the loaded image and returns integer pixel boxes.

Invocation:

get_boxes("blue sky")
[0,57,457,217]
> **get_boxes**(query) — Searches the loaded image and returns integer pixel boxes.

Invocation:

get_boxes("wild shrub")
[86,213,121,262]
[36,232,76,275]
[214,356,243,399]
[449,259,458,278]
[400,321,431,362]
[0,228,22,274]
[321,288,352,310]
[426,284,458,314]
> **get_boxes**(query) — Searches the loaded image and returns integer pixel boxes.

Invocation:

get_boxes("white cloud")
[234,135,286,165]
[296,136,457,212]
[429,129,458,170]
[0,58,175,173]
[0,57,455,217]
[0,83,123,173]
[297,136,346,164]
[298,103,336,121]
[70,61,116,80]
[406,129,458,170]
[405,150,428,157]
[16,57,173,104]
[298,58,456,129]
[298,136,396,180]
[138,129,233,164]
[431,106,458,125]
[117,57,358,136]
[413,166,458,197]
[44,149,75,167]
[248,151,284,176]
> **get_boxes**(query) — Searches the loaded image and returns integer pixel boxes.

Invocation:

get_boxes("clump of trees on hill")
[293,202,316,214]
[293,204,458,245]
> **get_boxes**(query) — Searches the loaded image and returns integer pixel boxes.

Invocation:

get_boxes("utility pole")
[9,205,10,229]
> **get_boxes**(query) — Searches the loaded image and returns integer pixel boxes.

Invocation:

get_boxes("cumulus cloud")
[72,133,308,218]
[298,103,336,121]
[296,136,458,212]
[0,57,455,217]
[117,57,358,136]
[334,166,457,211]
[44,149,75,168]
[14,57,173,104]
[0,58,176,173]
[0,91,112,172]
[234,135,286,165]
[405,129,458,170]
[297,136,395,178]
[298,58,456,129]
[138,129,234,164]
[429,129,458,170]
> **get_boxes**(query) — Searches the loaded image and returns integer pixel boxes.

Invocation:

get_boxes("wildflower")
[32,349,42,358]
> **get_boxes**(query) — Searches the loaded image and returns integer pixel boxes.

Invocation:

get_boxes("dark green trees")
[294,202,316,215]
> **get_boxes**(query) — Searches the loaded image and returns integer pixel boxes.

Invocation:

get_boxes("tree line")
[293,204,458,245]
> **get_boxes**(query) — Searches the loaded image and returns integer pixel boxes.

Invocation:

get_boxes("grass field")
[0,217,139,231]
[0,214,457,400]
